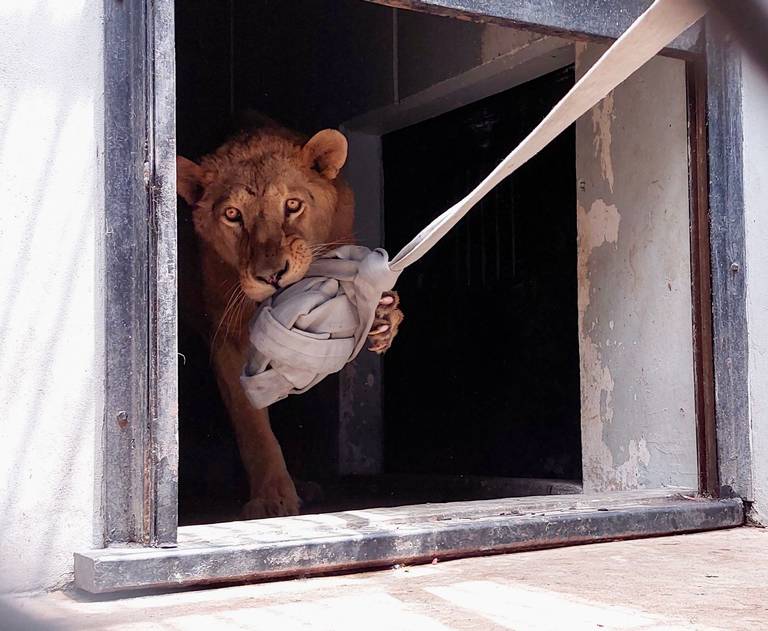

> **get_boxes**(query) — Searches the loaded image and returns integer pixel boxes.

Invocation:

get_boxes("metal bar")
[704,20,752,499]
[364,0,702,55]
[74,492,743,593]
[102,0,151,545]
[102,0,179,545]
[147,0,180,546]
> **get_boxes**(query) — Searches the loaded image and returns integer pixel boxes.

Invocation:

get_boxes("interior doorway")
[175,0,582,524]
[382,66,581,484]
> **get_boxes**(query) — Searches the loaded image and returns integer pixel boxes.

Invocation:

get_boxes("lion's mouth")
[256,260,290,290]
[240,277,277,302]
[242,259,305,301]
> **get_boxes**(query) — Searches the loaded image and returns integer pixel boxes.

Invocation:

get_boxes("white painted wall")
[576,44,698,492]
[0,0,104,593]
[743,54,768,525]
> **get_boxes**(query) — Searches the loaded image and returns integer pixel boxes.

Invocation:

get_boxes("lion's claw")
[368,291,403,354]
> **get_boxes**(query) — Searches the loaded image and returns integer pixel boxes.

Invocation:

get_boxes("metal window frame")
[91,0,749,590]
[102,0,177,547]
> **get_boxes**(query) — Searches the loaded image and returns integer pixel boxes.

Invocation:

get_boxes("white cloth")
[242,247,400,408]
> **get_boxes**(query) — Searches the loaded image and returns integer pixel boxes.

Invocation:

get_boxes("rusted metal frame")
[686,56,719,497]
[102,0,178,546]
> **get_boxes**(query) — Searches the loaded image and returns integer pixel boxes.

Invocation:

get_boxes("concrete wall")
[396,12,544,100]
[0,0,104,592]
[743,54,768,524]
[575,44,698,492]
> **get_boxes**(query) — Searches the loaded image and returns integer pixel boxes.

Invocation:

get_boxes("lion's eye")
[223,207,242,223]
[284,198,304,215]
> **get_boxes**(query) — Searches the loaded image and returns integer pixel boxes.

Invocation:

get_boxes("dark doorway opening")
[383,66,582,484]
[175,0,581,525]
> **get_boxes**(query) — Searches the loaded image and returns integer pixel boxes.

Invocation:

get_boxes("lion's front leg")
[368,291,404,354]
[211,341,300,519]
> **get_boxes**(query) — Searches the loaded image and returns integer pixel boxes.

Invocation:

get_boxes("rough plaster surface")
[0,0,104,592]
[575,44,698,492]
[743,55,768,525]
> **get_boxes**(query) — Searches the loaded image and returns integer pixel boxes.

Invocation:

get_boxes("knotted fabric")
[241,0,708,410]
[242,246,400,407]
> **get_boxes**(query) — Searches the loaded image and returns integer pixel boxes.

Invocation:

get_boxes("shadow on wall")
[0,0,103,592]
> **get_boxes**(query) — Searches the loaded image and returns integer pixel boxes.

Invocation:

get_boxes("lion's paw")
[368,291,404,354]
[242,477,301,519]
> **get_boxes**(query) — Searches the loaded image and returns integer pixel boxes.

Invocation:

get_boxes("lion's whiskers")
[225,291,248,342]
[232,292,252,341]
[308,235,356,260]
[211,283,245,358]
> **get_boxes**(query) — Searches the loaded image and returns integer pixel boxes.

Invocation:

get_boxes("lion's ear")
[176,156,205,205]
[301,130,348,180]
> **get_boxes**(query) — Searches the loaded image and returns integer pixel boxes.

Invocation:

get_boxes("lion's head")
[177,126,354,302]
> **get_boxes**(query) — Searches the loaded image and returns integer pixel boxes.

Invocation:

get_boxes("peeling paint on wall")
[591,93,615,193]
[576,45,698,493]
[577,199,625,489]
[577,198,620,347]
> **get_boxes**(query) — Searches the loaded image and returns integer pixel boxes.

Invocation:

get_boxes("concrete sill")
[74,489,743,594]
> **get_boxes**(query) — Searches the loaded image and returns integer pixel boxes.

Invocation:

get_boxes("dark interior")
[383,65,580,483]
[175,0,581,525]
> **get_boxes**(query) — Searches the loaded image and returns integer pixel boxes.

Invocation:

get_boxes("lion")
[176,118,403,518]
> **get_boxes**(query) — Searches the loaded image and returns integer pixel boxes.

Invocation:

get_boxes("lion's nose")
[260,260,289,289]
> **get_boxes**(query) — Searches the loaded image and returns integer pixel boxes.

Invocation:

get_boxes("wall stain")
[592,92,615,194]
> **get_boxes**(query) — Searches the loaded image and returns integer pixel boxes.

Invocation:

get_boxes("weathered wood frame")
[93,0,749,588]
